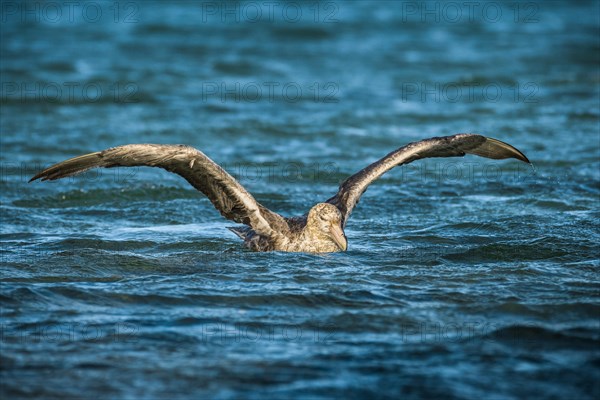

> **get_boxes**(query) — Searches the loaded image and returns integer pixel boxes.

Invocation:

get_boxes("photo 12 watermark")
[1,81,140,104]
[1,162,140,184]
[399,2,540,24]
[395,160,536,184]
[399,321,548,344]
[1,161,339,185]
[221,161,340,183]
[400,81,539,103]
[201,81,339,104]
[197,322,336,343]
[0,322,139,344]
[199,1,340,23]
[0,1,140,23]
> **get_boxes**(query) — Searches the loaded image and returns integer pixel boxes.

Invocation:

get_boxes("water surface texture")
[1,1,599,399]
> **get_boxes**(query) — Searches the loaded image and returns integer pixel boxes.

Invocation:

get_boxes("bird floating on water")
[30,134,530,253]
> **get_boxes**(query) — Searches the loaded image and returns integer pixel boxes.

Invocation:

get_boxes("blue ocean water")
[1,1,599,399]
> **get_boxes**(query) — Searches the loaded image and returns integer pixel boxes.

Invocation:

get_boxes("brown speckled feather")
[30,144,290,239]
[326,134,530,227]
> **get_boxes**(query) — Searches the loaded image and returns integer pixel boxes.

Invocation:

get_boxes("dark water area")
[1,1,599,399]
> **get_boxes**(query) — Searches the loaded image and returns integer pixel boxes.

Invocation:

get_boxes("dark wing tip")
[29,152,104,183]
[467,136,531,164]
[29,166,65,182]
[487,137,531,164]
[29,170,50,182]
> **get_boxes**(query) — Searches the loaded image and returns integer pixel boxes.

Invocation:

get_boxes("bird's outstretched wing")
[30,144,289,238]
[326,134,530,226]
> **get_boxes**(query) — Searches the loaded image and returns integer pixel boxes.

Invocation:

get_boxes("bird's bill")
[329,224,348,251]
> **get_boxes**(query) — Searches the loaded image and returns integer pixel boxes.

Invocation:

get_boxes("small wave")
[269,25,333,40]
[443,239,571,263]
[483,325,600,348]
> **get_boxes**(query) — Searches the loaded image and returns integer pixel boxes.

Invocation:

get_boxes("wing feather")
[326,134,530,226]
[30,144,289,237]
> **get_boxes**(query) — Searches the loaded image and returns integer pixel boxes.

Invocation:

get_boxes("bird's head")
[306,203,347,251]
